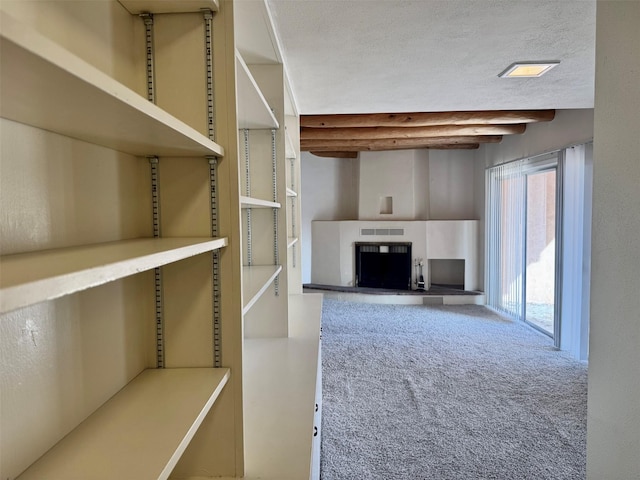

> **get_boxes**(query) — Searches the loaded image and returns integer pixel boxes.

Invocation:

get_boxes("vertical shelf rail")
[290,157,296,268]
[149,155,165,368]
[142,13,156,104]
[243,129,252,266]
[142,12,164,369]
[272,129,279,296]
[208,157,222,367]
[204,9,222,368]
[203,10,216,141]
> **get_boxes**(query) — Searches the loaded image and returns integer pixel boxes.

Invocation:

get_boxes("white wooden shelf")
[243,294,323,479]
[285,130,297,159]
[286,188,298,197]
[287,237,299,248]
[0,11,224,158]
[242,265,283,315]
[17,368,230,480]
[236,51,279,130]
[118,0,219,14]
[0,237,228,314]
[240,196,281,209]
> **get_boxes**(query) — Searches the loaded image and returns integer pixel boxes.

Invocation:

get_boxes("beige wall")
[300,153,358,283]
[357,150,429,220]
[476,109,594,169]
[587,2,640,477]
[429,149,476,220]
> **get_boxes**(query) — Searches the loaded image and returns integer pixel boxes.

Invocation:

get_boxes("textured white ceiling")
[266,0,596,114]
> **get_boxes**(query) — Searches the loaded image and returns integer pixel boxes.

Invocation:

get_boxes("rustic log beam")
[310,151,359,158]
[301,110,555,128]
[303,142,481,152]
[300,124,525,140]
[301,135,502,151]
[429,144,479,150]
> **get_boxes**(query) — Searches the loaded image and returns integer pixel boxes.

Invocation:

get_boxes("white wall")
[429,149,476,219]
[587,2,640,478]
[413,149,430,219]
[311,220,478,291]
[300,152,358,283]
[358,150,428,220]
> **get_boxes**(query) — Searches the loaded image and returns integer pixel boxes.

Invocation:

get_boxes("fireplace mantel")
[311,220,479,291]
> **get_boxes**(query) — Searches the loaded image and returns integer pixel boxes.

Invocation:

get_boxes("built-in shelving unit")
[243,294,323,479]
[236,51,279,130]
[285,129,297,160]
[2,1,320,479]
[234,2,321,478]
[242,265,284,314]
[0,4,241,479]
[240,195,281,209]
[0,11,224,158]
[287,236,299,248]
[17,368,230,480]
[118,0,219,14]
[0,237,228,314]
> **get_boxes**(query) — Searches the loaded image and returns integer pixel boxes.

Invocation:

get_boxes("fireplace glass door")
[355,243,412,290]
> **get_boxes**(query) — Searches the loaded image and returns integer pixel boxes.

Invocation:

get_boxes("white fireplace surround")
[311,220,479,291]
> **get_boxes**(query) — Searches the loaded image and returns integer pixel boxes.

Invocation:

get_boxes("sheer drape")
[486,160,525,319]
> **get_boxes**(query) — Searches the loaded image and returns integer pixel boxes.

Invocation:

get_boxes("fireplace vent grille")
[360,228,405,236]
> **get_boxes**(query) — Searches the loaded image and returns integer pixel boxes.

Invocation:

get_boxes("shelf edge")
[0,237,228,314]
[242,265,283,315]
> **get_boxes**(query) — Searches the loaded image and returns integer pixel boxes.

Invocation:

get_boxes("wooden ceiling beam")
[301,110,555,128]
[301,135,502,151]
[300,124,525,140]
[303,143,481,152]
[310,151,359,158]
[429,144,479,150]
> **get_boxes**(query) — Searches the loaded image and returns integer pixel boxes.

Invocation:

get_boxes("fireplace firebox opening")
[355,242,412,290]
[429,259,465,290]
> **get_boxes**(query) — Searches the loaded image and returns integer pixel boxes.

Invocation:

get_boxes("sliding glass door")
[487,145,592,358]
[486,154,560,345]
[524,169,558,336]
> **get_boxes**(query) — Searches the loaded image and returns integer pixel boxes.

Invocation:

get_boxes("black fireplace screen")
[355,242,412,290]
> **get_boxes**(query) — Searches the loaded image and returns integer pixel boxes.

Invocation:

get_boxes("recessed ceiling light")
[498,61,560,78]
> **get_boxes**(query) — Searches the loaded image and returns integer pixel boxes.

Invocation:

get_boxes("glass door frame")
[521,155,563,346]
[485,152,564,348]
